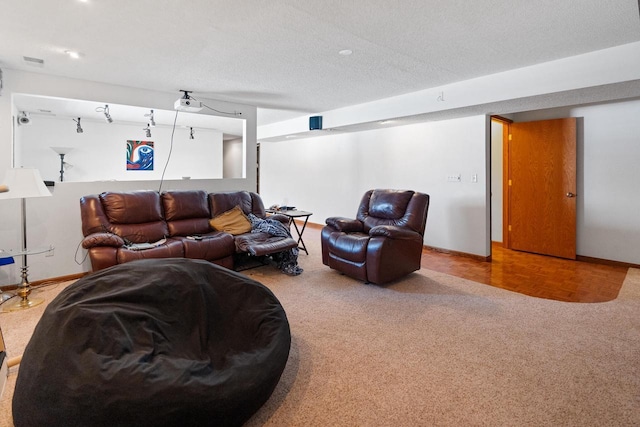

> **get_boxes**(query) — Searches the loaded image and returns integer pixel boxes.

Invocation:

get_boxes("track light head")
[189,127,195,140]
[96,104,113,123]
[145,109,156,127]
[144,124,151,138]
[18,111,31,125]
[74,117,83,133]
[104,105,113,123]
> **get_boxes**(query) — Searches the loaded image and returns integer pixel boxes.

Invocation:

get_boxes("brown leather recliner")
[209,191,298,256]
[321,189,430,285]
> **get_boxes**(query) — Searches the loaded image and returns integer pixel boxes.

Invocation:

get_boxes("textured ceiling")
[1,0,639,125]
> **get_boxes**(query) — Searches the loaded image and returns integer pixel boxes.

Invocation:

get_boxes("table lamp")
[0,168,52,312]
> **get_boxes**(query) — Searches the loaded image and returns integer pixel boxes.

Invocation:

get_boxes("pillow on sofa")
[209,205,252,235]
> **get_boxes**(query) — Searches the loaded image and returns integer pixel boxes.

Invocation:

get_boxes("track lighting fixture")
[145,109,156,127]
[18,111,31,125]
[144,123,151,138]
[95,104,113,123]
[73,117,83,133]
[189,127,195,140]
[104,105,113,123]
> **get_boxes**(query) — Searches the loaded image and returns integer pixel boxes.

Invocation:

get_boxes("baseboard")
[0,272,87,292]
[423,245,491,262]
[295,220,323,230]
[576,255,640,269]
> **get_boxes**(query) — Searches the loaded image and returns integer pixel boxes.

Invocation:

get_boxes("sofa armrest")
[268,213,291,225]
[81,233,125,249]
[369,225,421,240]
[325,217,364,232]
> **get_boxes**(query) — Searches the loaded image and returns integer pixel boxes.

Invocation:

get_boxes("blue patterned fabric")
[247,214,302,275]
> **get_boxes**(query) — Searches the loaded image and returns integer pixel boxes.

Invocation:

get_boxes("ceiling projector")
[174,98,203,112]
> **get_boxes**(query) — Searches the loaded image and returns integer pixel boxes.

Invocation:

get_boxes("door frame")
[490,115,513,249]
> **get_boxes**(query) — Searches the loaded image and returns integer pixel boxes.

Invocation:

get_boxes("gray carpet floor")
[1,234,639,426]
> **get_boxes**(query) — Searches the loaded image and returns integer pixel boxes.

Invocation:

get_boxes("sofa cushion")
[327,232,370,262]
[210,191,253,217]
[163,191,212,236]
[166,218,212,237]
[180,233,236,261]
[110,222,169,244]
[101,191,164,224]
[162,190,210,221]
[209,191,267,218]
[116,239,184,264]
[368,190,414,219]
[235,232,298,257]
[209,206,252,235]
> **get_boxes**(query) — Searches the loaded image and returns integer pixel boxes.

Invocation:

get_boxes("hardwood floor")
[421,243,628,303]
[305,223,628,303]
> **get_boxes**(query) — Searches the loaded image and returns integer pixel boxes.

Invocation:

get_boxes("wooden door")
[508,118,577,259]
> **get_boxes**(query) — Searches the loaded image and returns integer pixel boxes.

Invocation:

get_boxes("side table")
[267,210,312,255]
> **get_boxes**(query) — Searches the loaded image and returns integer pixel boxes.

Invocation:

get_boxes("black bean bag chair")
[13,258,291,427]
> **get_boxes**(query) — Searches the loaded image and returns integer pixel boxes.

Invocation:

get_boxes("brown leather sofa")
[321,189,430,285]
[80,190,297,272]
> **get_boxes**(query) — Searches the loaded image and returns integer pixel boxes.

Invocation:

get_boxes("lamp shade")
[0,168,51,200]
[50,147,74,155]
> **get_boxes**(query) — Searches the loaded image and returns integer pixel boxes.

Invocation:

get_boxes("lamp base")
[1,296,44,312]
[0,265,44,312]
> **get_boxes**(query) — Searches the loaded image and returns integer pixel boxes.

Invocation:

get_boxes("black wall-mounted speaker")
[309,116,322,130]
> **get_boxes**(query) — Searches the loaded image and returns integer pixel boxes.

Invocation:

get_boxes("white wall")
[18,116,224,182]
[223,138,243,179]
[261,98,640,266]
[511,99,640,265]
[490,120,504,242]
[260,115,491,257]
[0,69,257,286]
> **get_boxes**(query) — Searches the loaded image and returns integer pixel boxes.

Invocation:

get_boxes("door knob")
[566,192,576,198]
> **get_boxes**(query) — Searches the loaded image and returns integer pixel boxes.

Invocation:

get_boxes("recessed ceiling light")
[338,49,353,56]
[65,50,82,59]
[379,120,395,125]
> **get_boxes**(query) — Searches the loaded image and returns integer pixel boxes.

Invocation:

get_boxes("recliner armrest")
[81,232,125,249]
[325,217,364,232]
[268,213,291,224]
[369,225,421,240]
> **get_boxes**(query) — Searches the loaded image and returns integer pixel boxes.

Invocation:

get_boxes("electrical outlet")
[447,174,461,182]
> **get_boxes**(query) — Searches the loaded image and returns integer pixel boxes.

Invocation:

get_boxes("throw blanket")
[247,214,303,276]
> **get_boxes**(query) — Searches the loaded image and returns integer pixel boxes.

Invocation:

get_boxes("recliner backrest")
[99,191,168,243]
[209,191,267,218]
[162,190,212,237]
[356,189,429,235]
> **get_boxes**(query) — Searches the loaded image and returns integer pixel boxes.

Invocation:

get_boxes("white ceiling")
[1,0,639,125]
